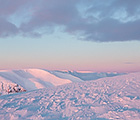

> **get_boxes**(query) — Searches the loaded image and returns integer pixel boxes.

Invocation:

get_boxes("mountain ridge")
[0,68,126,95]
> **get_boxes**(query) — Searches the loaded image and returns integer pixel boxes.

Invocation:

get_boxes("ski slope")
[0,72,140,120]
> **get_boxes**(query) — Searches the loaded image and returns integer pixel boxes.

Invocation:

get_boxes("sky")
[0,0,140,72]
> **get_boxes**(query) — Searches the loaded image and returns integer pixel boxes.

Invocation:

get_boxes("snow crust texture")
[0,72,140,120]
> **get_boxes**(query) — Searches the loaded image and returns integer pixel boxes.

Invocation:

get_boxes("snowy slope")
[47,70,84,82]
[44,70,125,81]
[66,70,125,81]
[0,69,82,95]
[0,72,140,120]
[0,69,124,95]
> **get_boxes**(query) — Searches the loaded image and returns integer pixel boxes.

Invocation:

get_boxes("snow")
[0,69,82,95]
[0,69,124,95]
[67,70,125,81]
[47,70,83,82]
[26,69,72,86]
[0,72,140,120]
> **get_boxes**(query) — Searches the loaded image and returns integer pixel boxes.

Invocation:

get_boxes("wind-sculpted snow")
[0,72,140,120]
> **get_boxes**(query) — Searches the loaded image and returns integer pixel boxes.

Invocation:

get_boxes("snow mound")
[0,72,140,120]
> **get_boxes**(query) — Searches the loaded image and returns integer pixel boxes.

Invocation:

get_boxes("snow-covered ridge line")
[53,70,126,81]
[0,68,126,95]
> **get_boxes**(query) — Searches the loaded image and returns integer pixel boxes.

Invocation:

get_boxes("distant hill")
[0,69,125,95]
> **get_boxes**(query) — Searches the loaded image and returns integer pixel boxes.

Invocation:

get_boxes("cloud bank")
[0,0,140,42]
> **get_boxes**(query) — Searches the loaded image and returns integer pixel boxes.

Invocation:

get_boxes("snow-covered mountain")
[0,69,82,95]
[0,72,140,120]
[56,70,125,81]
[0,69,124,95]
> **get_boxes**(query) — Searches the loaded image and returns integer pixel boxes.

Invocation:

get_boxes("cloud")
[0,0,29,15]
[0,0,140,42]
[0,18,18,37]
